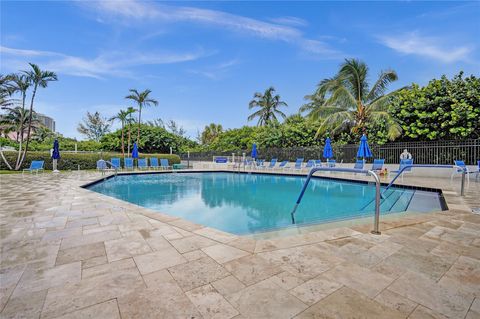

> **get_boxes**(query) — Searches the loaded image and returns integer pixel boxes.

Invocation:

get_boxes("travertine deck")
[1,170,479,319]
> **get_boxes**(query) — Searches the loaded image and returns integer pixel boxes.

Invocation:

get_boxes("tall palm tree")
[125,89,158,144]
[10,74,30,169]
[201,123,223,145]
[312,58,403,140]
[110,109,130,157]
[248,87,287,126]
[0,107,40,140]
[20,63,57,166]
[125,106,136,154]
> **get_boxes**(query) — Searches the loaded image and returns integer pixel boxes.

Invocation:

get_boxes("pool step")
[360,189,396,212]
[380,189,406,212]
[390,189,416,212]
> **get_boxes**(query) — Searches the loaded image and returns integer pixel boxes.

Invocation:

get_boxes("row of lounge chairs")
[97,157,172,171]
[246,158,387,172]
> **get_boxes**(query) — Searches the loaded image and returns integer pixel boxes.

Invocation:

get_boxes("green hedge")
[0,152,181,170]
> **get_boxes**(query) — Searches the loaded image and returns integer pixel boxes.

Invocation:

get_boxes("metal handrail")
[383,164,467,196]
[98,160,118,177]
[291,167,382,235]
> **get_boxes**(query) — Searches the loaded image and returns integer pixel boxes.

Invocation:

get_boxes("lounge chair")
[255,159,265,169]
[304,160,315,171]
[286,158,304,171]
[392,159,414,181]
[353,159,364,170]
[124,158,134,170]
[110,158,121,170]
[97,160,107,171]
[326,159,336,168]
[138,158,148,170]
[276,160,288,170]
[266,158,277,170]
[23,160,44,174]
[150,158,160,169]
[314,160,322,167]
[214,157,228,164]
[371,159,385,171]
[452,160,470,182]
[160,158,171,170]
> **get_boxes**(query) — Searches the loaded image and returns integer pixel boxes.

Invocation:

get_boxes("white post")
[75,143,77,153]
[170,147,173,154]
[232,153,235,163]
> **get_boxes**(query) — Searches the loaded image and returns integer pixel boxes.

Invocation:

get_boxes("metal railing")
[98,160,118,178]
[291,167,382,235]
[383,164,467,196]
[180,139,479,165]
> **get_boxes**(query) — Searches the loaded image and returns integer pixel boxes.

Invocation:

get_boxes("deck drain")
[473,208,480,214]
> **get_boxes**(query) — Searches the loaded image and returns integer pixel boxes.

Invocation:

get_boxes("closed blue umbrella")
[323,137,333,159]
[52,139,60,172]
[251,143,257,159]
[357,134,373,159]
[132,142,139,159]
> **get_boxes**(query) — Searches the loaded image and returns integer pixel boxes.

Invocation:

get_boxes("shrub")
[0,152,180,170]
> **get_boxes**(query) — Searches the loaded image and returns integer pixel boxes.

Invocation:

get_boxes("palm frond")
[366,69,398,101]
[315,111,354,138]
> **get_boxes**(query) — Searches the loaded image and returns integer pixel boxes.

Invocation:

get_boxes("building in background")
[37,113,56,132]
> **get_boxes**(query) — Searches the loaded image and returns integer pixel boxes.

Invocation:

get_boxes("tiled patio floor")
[1,170,479,318]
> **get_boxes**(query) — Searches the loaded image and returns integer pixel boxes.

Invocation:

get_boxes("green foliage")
[0,151,180,170]
[101,124,196,153]
[77,111,112,142]
[390,72,480,140]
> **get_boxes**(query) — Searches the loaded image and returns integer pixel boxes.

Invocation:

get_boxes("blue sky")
[1,1,479,140]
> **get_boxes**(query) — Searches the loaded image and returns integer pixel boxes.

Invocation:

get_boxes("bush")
[0,152,180,170]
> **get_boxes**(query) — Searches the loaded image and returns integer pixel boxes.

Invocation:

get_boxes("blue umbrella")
[251,143,257,159]
[323,137,333,159]
[132,142,139,158]
[52,139,60,159]
[357,134,373,159]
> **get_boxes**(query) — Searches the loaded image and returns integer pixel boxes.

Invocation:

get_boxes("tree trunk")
[137,106,142,144]
[15,92,27,169]
[19,83,38,169]
[121,122,125,157]
[127,121,131,155]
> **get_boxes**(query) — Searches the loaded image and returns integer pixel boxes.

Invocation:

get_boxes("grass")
[0,170,24,174]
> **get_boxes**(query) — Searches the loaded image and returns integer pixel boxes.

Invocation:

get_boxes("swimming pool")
[87,172,445,235]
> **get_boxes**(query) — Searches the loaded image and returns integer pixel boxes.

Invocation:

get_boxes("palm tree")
[311,58,403,140]
[110,109,130,157]
[20,63,57,166]
[10,74,30,169]
[125,89,158,144]
[248,87,287,126]
[125,107,136,154]
[201,123,223,144]
[0,107,40,140]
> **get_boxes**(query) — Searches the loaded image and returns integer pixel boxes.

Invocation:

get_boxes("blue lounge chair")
[160,158,171,170]
[304,160,315,171]
[266,158,277,169]
[138,158,148,170]
[215,157,228,164]
[150,157,159,169]
[276,160,288,170]
[314,160,322,167]
[353,159,364,170]
[23,160,44,174]
[124,158,134,170]
[286,158,304,171]
[371,159,385,171]
[327,159,336,168]
[452,160,470,182]
[97,160,107,171]
[392,159,413,181]
[255,159,265,169]
[110,158,121,170]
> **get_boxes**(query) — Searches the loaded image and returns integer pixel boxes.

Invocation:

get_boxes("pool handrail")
[291,167,382,235]
[383,164,467,196]
[97,159,118,178]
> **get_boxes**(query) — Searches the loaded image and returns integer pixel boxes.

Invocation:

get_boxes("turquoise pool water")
[87,172,444,235]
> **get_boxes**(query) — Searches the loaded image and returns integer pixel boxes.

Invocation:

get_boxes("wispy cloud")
[0,45,211,79]
[78,0,342,58]
[268,16,308,27]
[188,59,240,80]
[378,32,472,63]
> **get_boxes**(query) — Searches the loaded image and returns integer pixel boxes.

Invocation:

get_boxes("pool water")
[87,172,444,235]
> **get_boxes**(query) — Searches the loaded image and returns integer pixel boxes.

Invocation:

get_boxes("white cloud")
[378,32,472,63]
[188,59,240,80]
[78,0,342,58]
[268,16,308,27]
[0,45,210,79]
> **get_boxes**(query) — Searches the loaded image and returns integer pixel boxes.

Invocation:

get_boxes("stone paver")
[0,171,478,318]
